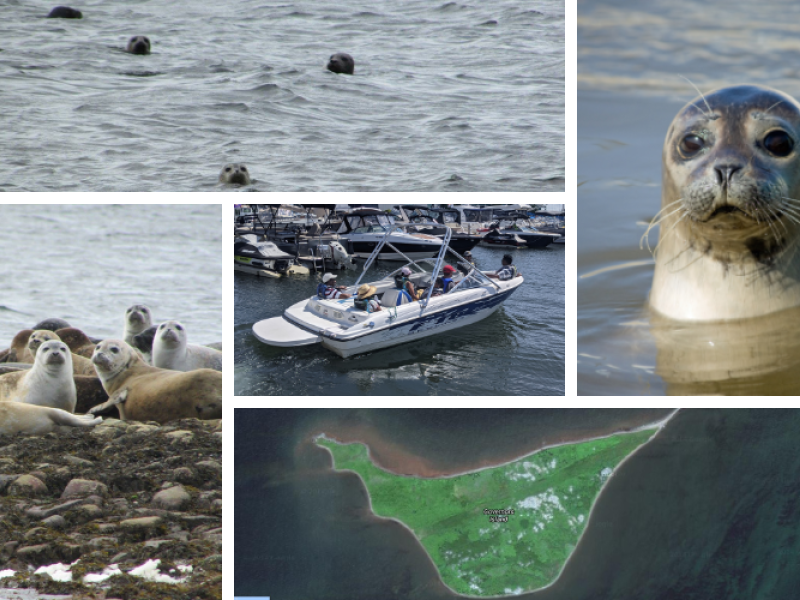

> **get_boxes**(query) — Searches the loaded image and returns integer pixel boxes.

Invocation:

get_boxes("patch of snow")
[0,570,15,579]
[34,563,74,582]
[549,459,556,469]
[600,467,613,482]
[578,514,585,524]
[83,564,122,583]
[129,559,192,584]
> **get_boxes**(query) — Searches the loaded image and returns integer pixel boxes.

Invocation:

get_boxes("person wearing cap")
[394,266,417,302]
[457,251,476,277]
[441,264,457,293]
[487,254,519,281]
[319,272,351,300]
[354,284,382,313]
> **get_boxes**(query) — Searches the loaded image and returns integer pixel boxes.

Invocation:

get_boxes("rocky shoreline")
[0,418,222,599]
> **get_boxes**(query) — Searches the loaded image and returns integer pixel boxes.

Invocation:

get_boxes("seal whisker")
[653,212,689,259]
[680,75,713,116]
[640,202,686,252]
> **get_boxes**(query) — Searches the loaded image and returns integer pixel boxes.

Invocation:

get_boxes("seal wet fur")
[327,53,354,75]
[649,85,800,321]
[0,340,77,412]
[90,340,221,423]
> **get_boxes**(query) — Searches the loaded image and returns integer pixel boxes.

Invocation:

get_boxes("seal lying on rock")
[56,327,99,359]
[152,321,222,372]
[0,340,77,412]
[123,304,153,348]
[1,329,35,363]
[89,340,222,423]
[650,85,800,320]
[28,330,96,376]
[0,403,100,435]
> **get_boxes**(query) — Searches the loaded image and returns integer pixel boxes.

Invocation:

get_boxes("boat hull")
[285,280,522,358]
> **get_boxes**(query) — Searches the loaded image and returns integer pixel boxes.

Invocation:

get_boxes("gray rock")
[42,515,67,529]
[120,516,162,529]
[9,474,48,497]
[61,478,108,499]
[152,485,191,510]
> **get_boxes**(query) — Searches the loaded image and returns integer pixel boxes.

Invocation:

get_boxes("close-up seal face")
[650,85,800,321]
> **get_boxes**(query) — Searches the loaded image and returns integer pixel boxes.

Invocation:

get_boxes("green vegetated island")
[316,428,656,597]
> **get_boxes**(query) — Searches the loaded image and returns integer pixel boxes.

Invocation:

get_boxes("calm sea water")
[578,0,800,395]
[236,409,800,600]
[0,0,564,191]
[235,243,564,396]
[0,204,221,347]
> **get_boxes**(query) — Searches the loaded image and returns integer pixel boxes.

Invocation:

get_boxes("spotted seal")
[650,85,800,321]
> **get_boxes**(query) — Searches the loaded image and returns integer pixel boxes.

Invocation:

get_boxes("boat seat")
[382,289,412,307]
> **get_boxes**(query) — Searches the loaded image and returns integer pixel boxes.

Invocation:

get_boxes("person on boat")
[354,284,382,313]
[318,272,351,299]
[440,265,457,293]
[457,251,476,277]
[394,267,418,302]
[487,254,519,281]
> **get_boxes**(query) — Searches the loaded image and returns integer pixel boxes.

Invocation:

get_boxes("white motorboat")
[234,235,310,278]
[252,229,524,358]
[336,208,443,260]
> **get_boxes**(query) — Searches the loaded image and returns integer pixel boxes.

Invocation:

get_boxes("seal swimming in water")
[0,403,100,435]
[126,36,151,55]
[649,84,800,321]
[0,340,77,412]
[152,320,222,372]
[327,53,354,75]
[89,340,222,423]
[47,6,82,18]
[219,163,251,185]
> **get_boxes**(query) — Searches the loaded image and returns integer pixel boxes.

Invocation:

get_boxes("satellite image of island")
[235,409,800,600]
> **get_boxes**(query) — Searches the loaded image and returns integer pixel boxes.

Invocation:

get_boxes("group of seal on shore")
[0,304,222,434]
[649,84,800,321]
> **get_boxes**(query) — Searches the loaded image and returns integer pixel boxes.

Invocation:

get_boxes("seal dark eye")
[679,134,705,157]
[225,167,232,172]
[763,130,794,157]
[111,347,119,354]
[176,324,183,330]
[241,166,247,171]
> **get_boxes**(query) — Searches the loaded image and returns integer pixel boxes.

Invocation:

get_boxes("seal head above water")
[650,85,800,321]
[327,53,354,75]
[47,7,82,19]
[219,163,251,185]
[126,36,151,55]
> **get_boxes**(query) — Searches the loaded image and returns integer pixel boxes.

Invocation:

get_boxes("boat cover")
[253,317,321,347]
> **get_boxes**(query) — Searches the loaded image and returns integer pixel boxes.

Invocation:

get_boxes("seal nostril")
[714,164,743,186]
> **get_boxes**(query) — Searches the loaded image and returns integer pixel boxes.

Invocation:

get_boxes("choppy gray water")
[0,0,564,191]
[0,204,221,346]
[235,244,564,396]
[578,0,800,395]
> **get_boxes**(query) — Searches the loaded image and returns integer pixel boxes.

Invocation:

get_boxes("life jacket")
[317,283,327,299]
[441,277,454,293]
[354,296,379,312]
[394,275,407,290]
